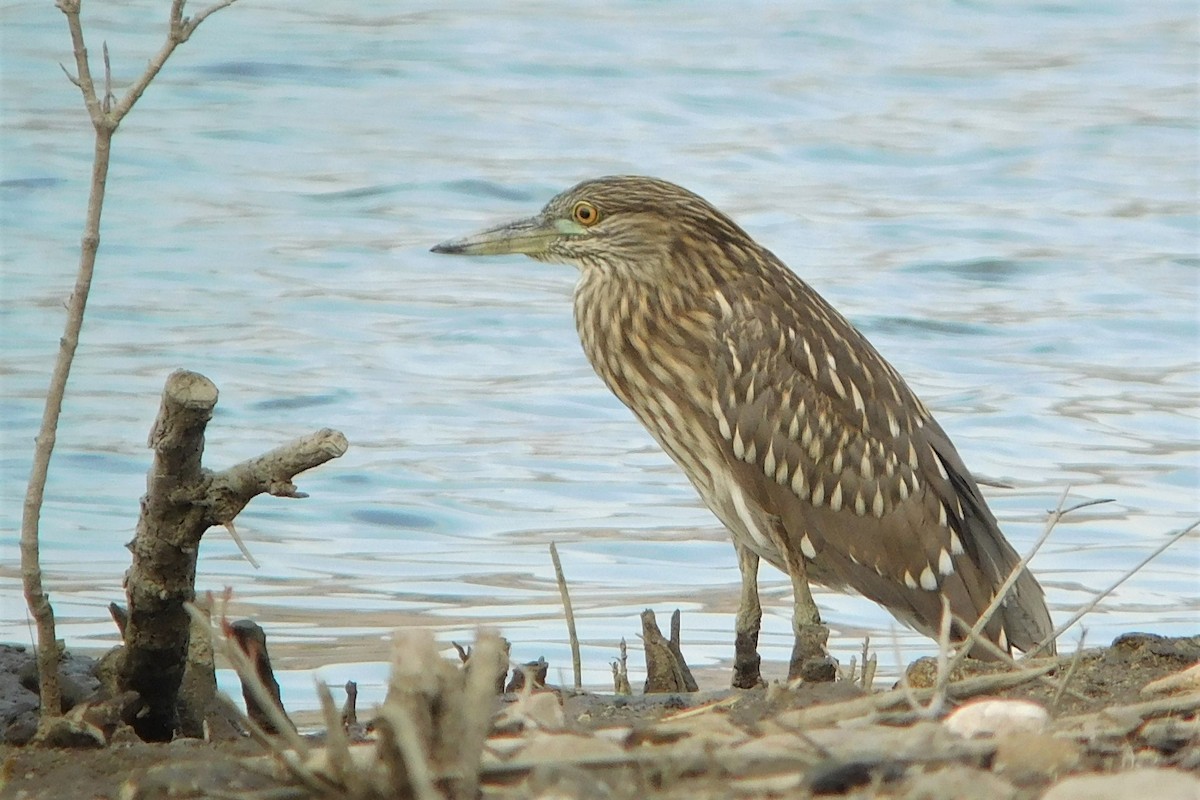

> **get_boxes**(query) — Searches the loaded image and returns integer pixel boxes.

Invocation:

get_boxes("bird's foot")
[732,629,765,689]
[788,623,836,683]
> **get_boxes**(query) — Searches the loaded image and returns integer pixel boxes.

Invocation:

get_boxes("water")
[1,1,1197,713]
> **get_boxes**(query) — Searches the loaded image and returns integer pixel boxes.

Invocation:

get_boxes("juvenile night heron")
[433,176,1055,686]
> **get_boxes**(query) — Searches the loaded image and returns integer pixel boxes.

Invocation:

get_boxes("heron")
[433,175,1054,686]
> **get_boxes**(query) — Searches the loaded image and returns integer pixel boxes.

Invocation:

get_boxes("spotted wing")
[709,273,1053,654]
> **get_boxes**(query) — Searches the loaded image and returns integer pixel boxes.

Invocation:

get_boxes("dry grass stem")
[183,602,329,796]
[377,705,441,800]
[1050,633,1087,714]
[861,636,878,690]
[223,521,262,568]
[549,542,582,690]
[315,680,361,796]
[184,601,309,758]
[455,631,505,800]
[1027,518,1199,658]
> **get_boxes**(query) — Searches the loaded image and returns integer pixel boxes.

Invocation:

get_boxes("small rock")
[806,758,904,795]
[33,715,106,748]
[1041,767,1200,800]
[1141,663,1200,696]
[943,698,1049,738]
[798,655,839,683]
[1139,717,1199,755]
[905,656,1009,688]
[904,764,1017,800]
[993,732,1081,784]
[4,714,38,746]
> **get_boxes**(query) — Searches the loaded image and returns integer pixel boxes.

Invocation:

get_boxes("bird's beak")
[431,214,588,257]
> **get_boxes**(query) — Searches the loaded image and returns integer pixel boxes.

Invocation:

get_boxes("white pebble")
[943,698,1049,738]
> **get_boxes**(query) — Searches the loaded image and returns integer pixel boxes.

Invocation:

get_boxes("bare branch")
[57,62,81,87]
[1026,519,1199,657]
[1050,632,1087,714]
[109,0,243,124]
[183,0,240,38]
[101,41,113,114]
[55,0,104,126]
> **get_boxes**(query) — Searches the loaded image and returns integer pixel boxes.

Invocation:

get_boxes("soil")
[1,632,1197,800]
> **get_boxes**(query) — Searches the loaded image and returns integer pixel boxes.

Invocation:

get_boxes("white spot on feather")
[763,442,776,476]
[719,473,773,555]
[872,487,885,518]
[938,503,948,528]
[714,397,732,440]
[949,530,964,555]
[904,570,918,590]
[934,451,949,480]
[938,548,954,576]
[775,460,790,486]
[829,370,847,400]
[850,380,865,413]
[829,483,843,512]
[811,481,825,507]
[800,535,817,560]
[919,565,937,591]
[790,467,806,496]
[860,452,873,480]
[732,427,745,459]
[803,339,818,377]
[887,409,900,438]
[713,289,733,318]
[853,491,866,516]
[898,476,910,501]
[831,449,843,474]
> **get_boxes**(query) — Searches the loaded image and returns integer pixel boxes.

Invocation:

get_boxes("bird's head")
[432,176,757,285]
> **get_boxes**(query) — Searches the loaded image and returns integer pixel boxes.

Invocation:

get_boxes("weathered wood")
[228,619,294,735]
[118,369,347,741]
[642,609,698,693]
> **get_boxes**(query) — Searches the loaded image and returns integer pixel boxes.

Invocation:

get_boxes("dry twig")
[1026,519,1199,658]
[549,542,582,691]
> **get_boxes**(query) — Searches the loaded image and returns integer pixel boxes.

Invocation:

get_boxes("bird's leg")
[731,543,764,689]
[786,548,836,682]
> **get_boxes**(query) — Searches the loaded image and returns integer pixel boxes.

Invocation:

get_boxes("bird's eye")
[572,200,600,226]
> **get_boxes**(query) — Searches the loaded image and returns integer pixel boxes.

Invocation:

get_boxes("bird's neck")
[573,269,719,455]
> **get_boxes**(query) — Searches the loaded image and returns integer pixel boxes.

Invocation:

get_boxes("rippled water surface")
[2,1,1197,710]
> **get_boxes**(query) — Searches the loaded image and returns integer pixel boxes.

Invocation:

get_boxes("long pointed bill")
[431,214,587,257]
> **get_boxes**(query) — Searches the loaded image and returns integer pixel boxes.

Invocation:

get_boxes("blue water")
[1,1,1197,712]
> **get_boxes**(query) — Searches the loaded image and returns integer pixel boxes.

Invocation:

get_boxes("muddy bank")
[2,631,1197,799]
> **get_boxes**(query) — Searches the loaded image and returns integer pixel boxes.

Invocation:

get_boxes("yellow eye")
[572,200,600,226]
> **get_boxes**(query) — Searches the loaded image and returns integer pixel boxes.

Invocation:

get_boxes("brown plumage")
[433,175,1056,684]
